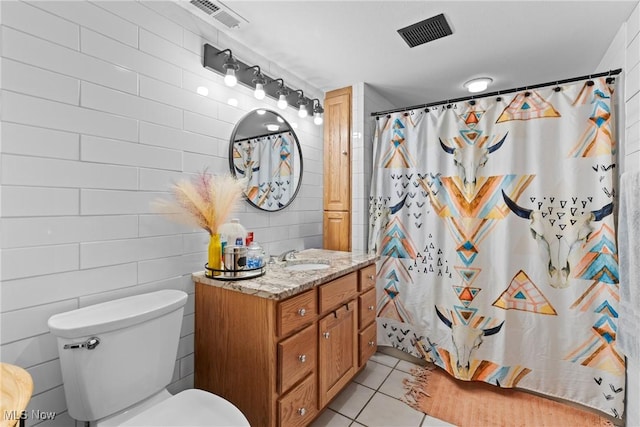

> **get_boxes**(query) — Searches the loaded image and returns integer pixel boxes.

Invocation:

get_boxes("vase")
[207,233,222,277]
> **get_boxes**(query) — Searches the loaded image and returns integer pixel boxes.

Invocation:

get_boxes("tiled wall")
[593,3,638,426]
[0,1,323,425]
[352,83,396,252]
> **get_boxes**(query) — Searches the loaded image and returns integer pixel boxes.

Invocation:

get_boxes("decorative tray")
[204,263,267,281]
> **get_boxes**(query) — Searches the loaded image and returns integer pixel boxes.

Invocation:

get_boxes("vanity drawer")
[277,289,317,337]
[278,373,317,427]
[358,321,377,367]
[318,272,357,314]
[278,323,316,394]
[359,264,377,292]
[358,287,376,329]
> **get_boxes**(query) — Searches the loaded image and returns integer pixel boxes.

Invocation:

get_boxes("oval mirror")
[229,109,303,211]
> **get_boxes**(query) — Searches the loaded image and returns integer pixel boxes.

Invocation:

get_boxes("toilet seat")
[120,389,250,426]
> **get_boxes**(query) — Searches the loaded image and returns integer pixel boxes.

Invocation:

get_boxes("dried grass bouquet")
[154,170,247,236]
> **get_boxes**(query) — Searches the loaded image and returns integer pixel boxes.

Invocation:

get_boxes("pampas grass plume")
[154,171,247,235]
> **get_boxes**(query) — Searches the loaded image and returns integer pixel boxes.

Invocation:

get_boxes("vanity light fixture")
[248,65,267,100]
[296,90,308,118]
[266,124,280,132]
[464,77,493,93]
[219,49,239,87]
[312,99,324,125]
[203,44,323,120]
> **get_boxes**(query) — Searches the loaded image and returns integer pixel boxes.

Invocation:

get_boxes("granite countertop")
[192,248,378,300]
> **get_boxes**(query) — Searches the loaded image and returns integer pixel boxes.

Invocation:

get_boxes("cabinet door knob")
[298,308,306,317]
[298,407,307,416]
[342,151,348,155]
[368,275,375,280]
[298,354,307,363]
[323,332,330,339]
[368,340,375,347]
[368,305,374,311]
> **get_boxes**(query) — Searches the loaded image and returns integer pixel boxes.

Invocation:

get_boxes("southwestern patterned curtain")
[368,77,624,418]
[232,131,295,209]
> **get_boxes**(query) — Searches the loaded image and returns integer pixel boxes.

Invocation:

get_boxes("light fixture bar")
[203,44,317,113]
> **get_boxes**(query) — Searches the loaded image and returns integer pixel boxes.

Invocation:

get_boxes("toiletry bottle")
[220,234,228,267]
[246,231,254,246]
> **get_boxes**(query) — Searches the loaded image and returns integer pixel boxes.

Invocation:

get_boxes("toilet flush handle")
[63,337,100,350]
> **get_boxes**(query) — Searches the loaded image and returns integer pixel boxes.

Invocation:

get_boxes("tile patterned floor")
[310,352,454,427]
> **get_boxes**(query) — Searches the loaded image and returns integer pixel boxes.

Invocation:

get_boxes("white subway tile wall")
[352,83,397,252]
[594,4,639,426]
[0,1,323,424]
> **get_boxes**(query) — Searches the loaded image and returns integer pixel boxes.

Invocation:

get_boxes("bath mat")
[401,365,615,427]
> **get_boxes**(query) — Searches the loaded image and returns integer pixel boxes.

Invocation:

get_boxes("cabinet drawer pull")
[368,305,374,311]
[342,151,348,155]
[298,407,307,416]
[368,274,375,281]
[298,354,307,363]
[297,308,306,317]
[368,340,375,347]
[323,332,330,339]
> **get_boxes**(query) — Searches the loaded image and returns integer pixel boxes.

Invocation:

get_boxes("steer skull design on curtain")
[369,78,624,418]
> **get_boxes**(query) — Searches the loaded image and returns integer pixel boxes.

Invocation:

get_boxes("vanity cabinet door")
[358,287,376,329]
[278,373,317,427]
[278,323,316,394]
[318,299,358,407]
[277,289,317,337]
[358,321,377,367]
[358,264,376,292]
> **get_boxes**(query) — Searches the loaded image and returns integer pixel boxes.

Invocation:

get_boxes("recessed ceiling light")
[266,124,279,131]
[464,77,493,93]
[196,86,209,96]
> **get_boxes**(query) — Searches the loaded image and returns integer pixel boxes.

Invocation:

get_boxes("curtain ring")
[496,96,502,102]
[524,91,531,97]
[586,80,595,87]
[469,100,476,106]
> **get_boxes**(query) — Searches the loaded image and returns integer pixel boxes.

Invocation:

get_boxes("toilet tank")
[48,290,188,422]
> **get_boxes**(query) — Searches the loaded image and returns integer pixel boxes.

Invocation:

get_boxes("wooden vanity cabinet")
[194,263,377,427]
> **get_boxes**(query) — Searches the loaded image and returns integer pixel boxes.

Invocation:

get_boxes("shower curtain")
[232,131,295,209]
[369,77,624,418]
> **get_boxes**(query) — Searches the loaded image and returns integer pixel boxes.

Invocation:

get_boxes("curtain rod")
[370,68,622,117]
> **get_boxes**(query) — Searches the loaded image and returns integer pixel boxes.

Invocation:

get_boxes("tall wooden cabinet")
[323,87,352,250]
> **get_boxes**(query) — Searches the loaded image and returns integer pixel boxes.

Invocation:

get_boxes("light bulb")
[254,83,265,100]
[298,104,308,118]
[224,68,237,87]
[196,86,209,96]
[277,94,288,110]
[314,112,323,125]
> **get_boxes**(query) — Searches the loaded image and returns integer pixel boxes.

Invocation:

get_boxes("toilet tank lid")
[48,290,188,339]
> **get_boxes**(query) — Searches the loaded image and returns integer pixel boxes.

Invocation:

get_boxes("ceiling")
[208,0,636,110]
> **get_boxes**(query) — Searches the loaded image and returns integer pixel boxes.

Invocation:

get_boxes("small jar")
[246,242,264,269]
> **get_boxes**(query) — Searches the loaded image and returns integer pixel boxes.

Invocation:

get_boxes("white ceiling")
[212,0,636,110]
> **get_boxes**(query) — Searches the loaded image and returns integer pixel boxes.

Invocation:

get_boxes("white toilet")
[48,290,249,426]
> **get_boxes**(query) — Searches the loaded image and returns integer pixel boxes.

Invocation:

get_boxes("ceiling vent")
[397,13,453,48]
[179,0,248,29]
